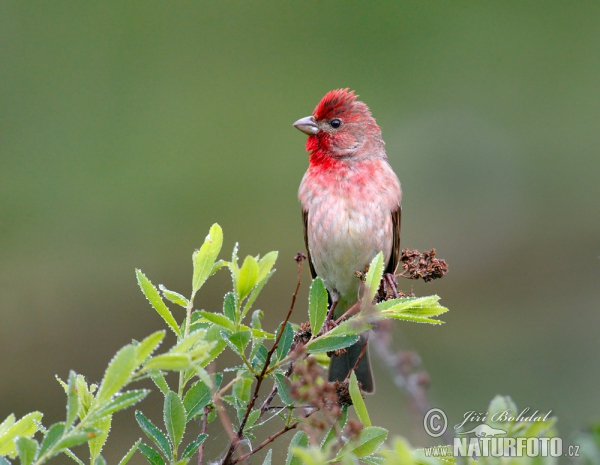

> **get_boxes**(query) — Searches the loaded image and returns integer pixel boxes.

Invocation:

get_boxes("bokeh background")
[2,1,599,463]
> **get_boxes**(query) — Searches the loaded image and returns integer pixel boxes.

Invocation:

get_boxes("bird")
[295,89,402,393]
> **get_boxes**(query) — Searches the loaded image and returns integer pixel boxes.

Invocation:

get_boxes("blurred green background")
[1,1,599,462]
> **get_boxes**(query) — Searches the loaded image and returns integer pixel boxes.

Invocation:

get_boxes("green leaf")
[16,437,37,465]
[183,380,212,421]
[262,449,272,465]
[275,322,294,361]
[138,444,165,465]
[0,414,15,437]
[136,270,180,336]
[322,405,347,448]
[55,429,97,450]
[251,310,264,329]
[64,448,85,465]
[274,373,293,406]
[89,416,111,463]
[257,251,278,283]
[223,292,236,322]
[96,344,138,403]
[224,330,252,355]
[136,331,166,365]
[308,277,328,338]
[232,377,253,404]
[181,433,207,460]
[0,411,43,456]
[89,390,150,422]
[349,372,371,426]
[118,439,141,465]
[171,329,207,354]
[200,339,227,367]
[159,285,189,307]
[144,354,191,371]
[326,318,372,338]
[375,295,448,324]
[335,426,388,459]
[199,310,235,331]
[149,370,170,395]
[305,334,359,354]
[236,255,259,300]
[192,223,223,294]
[164,392,186,451]
[38,422,65,458]
[364,252,384,305]
[241,270,275,319]
[66,370,79,428]
[135,411,172,459]
[285,431,309,465]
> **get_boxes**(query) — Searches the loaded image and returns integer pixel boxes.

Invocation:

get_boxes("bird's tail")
[328,334,374,393]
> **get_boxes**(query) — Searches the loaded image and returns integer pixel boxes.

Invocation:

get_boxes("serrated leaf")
[262,449,272,465]
[96,344,138,403]
[335,426,387,459]
[0,412,43,456]
[364,252,384,305]
[232,377,253,404]
[257,251,278,283]
[251,310,264,329]
[0,414,15,437]
[89,390,150,422]
[237,255,259,300]
[241,270,275,319]
[66,370,79,428]
[305,334,359,353]
[138,444,165,465]
[38,422,65,458]
[65,449,85,465]
[55,429,97,450]
[159,285,189,307]
[89,416,111,463]
[375,296,448,324]
[308,277,328,338]
[285,431,309,465]
[144,354,191,371]
[200,339,227,367]
[245,409,261,428]
[199,311,235,331]
[136,270,180,336]
[149,371,170,395]
[223,292,236,322]
[192,223,223,294]
[171,329,207,354]
[181,433,207,460]
[135,411,171,458]
[183,381,212,421]
[164,392,186,450]
[136,331,166,365]
[326,318,372,338]
[275,322,294,361]
[16,437,37,465]
[118,439,141,465]
[274,373,293,406]
[349,372,371,426]
[224,330,251,355]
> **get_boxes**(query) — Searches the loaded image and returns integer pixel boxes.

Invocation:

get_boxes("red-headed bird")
[295,89,402,393]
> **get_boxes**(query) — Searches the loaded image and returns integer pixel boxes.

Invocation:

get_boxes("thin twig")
[344,338,368,382]
[198,405,210,465]
[231,421,300,464]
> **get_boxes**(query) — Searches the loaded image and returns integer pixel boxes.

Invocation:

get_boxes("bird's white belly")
[308,197,392,301]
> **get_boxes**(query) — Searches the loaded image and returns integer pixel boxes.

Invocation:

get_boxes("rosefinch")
[295,89,402,393]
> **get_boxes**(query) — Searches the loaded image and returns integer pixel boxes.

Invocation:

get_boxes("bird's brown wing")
[385,204,402,275]
[302,209,318,279]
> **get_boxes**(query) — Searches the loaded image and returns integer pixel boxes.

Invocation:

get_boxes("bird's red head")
[294,89,384,164]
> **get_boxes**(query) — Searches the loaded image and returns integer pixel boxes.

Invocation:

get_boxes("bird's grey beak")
[293,116,318,135]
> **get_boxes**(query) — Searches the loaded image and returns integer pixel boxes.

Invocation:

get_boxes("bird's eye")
[329,119,342,129]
